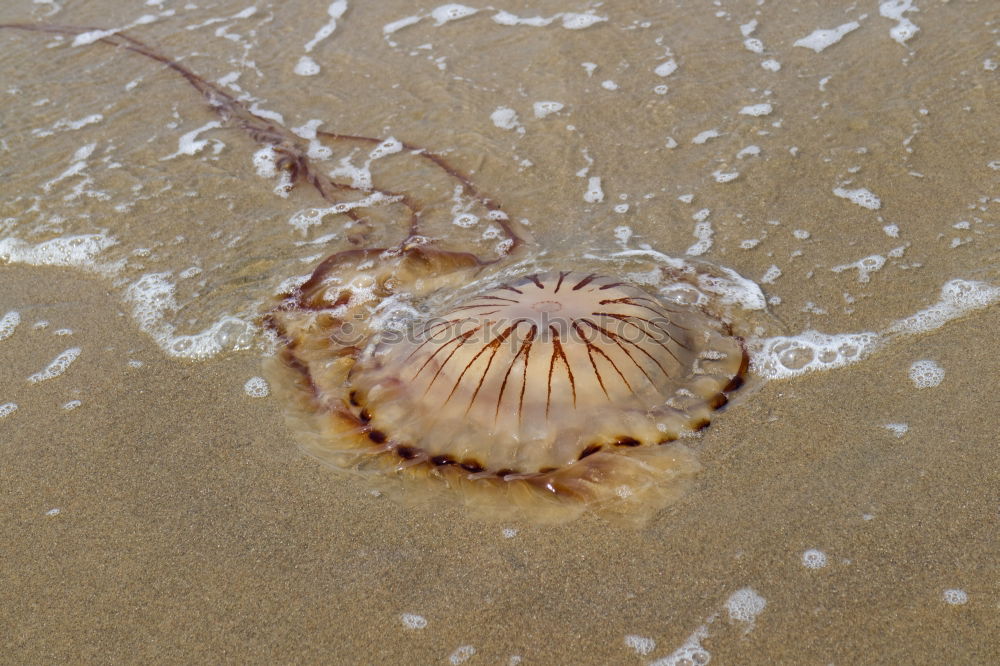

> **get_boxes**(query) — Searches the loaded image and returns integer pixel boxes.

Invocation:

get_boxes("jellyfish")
[265,261,746,523]
[4,23,749,523]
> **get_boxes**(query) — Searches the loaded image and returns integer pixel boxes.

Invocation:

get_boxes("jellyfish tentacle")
[1,22,525,263]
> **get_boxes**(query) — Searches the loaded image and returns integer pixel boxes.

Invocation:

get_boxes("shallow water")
[1,0,998,662]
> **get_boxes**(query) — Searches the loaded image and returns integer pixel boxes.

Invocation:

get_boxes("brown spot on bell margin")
[396,446,418,460]
[578,444,603,459]
[431,455,456,466]
[693,419,711,431]
[708,392,729,410]
[349,391,360,407]
[359,409,372,423]
[460,460,485,473]
[368,430,387,444]
[614,437,641,447]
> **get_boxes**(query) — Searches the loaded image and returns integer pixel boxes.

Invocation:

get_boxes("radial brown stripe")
[554,270,571,293]
[578,318,660,390]
[546,325,576,417]
[572,320,631,394]
[494,324,536,424]
[465,320,526,414]
[572,274,598,291]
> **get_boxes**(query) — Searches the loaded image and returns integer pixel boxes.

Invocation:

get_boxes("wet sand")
[2,265,997,663]
[2,0,999,663]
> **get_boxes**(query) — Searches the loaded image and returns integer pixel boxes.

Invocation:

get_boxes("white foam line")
[295,1,348,78]
[161,121,224,160]
[384,6,606,35]
[752,278,1000,381]
[124,273,257,359]
[885,279,1000,336]
[879,0,919,45]
[793,21,860,52]
[288,191,403,234]
[30,113,104,138]
[42,143,95,192]
[27,347,81,383]
[0,311,20,342]
[0,231,119,273]
[185,6,257,31]
[72,12,160,46]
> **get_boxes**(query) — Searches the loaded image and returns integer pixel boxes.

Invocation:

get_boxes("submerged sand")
[2,0,998,663]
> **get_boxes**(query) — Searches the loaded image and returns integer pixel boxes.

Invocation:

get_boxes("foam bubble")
[761,59,781,71]
[400,613,428,629]
[27,347,81,383]
[793,21,861,52]
[713,170,739,184]
[884,423,908,438]
[739,103,773,117]
[802,549,828,569]
[0,232,119,273]
[879,0,919,45]
[502,527,518,538]
[490,106,522,132]
[62,400,82,411]
[490,10,605,29]
[692,129,720,144]
[942,589,968,605]
[737,145,761,159]
[751,331,880,379]
[601,80,618,91]
[0,311,20,342]
[832,254,886,283]
[532,101,564,118]
[492,10,548,27]
[244,376,270,398]
[294,56,321,76]
[560,12,606,29]
[650,626,709,666]
[655,59,678,77]
[448,645,476,665]
[46,508,61,516]
[685,219,713,257]
[624,635,657,656]
[431,4,478,26]
[383,15,421,34]
[725,587,767,626]
[908,359,944,389]
[583,176,604,203]
[743,38,764,53]
[833,186,882,210]
[761,265,782,284]
[0,402,17,420]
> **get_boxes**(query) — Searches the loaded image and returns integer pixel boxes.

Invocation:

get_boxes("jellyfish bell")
[265,248,747,524]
